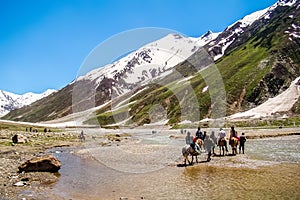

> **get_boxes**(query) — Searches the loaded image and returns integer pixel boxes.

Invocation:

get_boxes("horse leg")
[232,146,237,155]
[191,155,194,165]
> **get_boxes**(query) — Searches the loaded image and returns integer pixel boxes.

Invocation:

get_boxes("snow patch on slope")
[228,77,300,119]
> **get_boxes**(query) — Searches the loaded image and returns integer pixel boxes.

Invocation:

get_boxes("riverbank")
[0,127,299,199]
[51,133,300,200]
[0,129,80,200]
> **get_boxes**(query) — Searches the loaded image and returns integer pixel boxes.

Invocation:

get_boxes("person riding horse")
[217,128,228,152]
[195,127,205,140]
[191,136,201,154]
[185,131,200,154]
[229,126,239,145]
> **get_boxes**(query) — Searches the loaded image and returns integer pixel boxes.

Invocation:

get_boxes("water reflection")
[41,135,300,199]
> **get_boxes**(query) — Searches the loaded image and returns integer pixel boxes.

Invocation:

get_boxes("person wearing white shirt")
[217,128,228,152]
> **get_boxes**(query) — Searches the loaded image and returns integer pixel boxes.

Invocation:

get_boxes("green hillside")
[87,3,300,127]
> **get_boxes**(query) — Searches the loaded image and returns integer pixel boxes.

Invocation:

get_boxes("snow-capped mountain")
[75,33,213,103]
[0,89,56,117]
[3,0,299,125]
[190,30,221,47]
[205,0,298,60]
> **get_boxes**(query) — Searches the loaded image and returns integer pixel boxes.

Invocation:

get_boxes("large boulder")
[12,134,28,144]
[18,155,61,173]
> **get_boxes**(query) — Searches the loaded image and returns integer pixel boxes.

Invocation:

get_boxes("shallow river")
[38,133,300,199]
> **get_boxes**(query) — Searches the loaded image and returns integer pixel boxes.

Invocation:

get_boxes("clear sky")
[0,0,278,94]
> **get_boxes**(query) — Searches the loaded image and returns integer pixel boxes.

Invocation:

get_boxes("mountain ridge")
[2,0,300,128]
[0,89,56,117]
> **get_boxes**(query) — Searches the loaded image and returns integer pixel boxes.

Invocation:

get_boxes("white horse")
[182,144,201,166]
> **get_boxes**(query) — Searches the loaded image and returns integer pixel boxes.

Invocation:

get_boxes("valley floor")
[0,127,299,199]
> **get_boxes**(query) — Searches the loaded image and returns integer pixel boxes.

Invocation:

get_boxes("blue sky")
[0,0,278,94]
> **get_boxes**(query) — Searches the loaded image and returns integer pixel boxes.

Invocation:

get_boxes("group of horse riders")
[185,126,247,157]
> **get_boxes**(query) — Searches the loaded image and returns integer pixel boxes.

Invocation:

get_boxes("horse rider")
[229,126,239,145]
[195,127,204,140]
[191,136,201,154]
[217,128,228,152]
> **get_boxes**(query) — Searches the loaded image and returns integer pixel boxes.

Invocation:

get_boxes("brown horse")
[230,137,239,155]
[196,138,203,150]
[218,138,227,156]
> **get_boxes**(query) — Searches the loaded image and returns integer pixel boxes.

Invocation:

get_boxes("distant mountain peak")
[202,30,213,37]
[0,89,56,117]
[277,0,297,6]
[204,0,299,60]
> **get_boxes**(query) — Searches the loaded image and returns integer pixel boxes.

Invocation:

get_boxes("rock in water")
[18,155,61,173]
[14,181,26,187]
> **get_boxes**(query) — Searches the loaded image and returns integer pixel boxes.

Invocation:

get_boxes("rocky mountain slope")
[2,0,300,127]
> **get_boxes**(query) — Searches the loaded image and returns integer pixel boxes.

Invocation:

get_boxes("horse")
[230,137,239,155]
[196,138,203,150]
[218,138,227,156]
[182,145,200,166]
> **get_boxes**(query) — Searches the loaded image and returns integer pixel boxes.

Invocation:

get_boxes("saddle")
[218,138,225,146]
[189,143,200,155]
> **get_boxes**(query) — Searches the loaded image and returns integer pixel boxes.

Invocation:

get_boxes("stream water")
[36,133,300,199]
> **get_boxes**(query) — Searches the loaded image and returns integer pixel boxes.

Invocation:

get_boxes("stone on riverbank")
[18,155,61,173]
[12,134,28,144]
